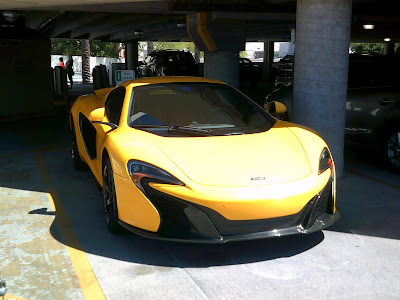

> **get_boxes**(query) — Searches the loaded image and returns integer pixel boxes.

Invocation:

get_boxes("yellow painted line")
[4,294,30,300]
[35,151,52,184]
[197,12,217,52]
[34,151,106,300]
[345,168,400,191]
[0,145,59,160]
[46,189,106,300]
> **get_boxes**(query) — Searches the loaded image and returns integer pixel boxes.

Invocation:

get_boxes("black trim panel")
[119,178,340,243]
[79,112,97,159]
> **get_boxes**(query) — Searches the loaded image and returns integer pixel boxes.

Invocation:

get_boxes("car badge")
[251,176,265,181]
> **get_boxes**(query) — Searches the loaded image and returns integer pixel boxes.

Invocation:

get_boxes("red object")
[60,62,65,68]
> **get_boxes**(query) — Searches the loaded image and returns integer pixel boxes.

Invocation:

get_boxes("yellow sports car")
[70,76,340,243]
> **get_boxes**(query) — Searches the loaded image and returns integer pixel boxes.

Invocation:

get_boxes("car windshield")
[128,83,276,136]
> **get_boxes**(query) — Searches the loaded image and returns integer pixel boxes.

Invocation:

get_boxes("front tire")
[382,127,400,173]
[102,159,123,233]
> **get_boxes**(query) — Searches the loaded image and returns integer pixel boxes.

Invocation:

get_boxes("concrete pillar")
[126,40,139,70]
[293,0,352,178]
[204,51,239,88]
[262,41,274,82]
[384,42,394,55]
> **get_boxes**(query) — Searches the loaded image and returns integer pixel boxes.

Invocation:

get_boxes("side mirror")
[265,101,287,116]
[89,107,118,130]
[88,107,105,122]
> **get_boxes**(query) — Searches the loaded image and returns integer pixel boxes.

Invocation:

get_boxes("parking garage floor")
[1,106,400,300]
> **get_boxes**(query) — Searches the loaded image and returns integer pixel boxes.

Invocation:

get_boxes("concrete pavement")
[1,109,400,299]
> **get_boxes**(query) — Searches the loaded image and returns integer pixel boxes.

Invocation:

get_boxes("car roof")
[119,76,227,88]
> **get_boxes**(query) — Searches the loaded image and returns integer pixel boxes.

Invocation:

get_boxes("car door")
[346,61,398,139]
[92,86,126,181]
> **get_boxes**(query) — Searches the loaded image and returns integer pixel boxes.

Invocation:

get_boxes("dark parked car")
[265,58,400,172]
[239,57,262,86]
[137,50,198,77]
[271,55,294,79]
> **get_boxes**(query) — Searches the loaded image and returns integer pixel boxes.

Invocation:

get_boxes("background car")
[265,56,400,173]
[239,57,262,86]
[137,50,199,77]
[70,76,339,243]
[271,54,294,79]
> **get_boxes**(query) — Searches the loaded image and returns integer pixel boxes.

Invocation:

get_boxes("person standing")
[59,57,65,68]
[66,54,74,89]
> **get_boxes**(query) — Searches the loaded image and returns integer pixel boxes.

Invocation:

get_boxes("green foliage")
[51,38,80,55]
[90,40,120,58]
[395,44,400,54]
[51,38,120,58]
[350,43,400,55]
[350,43,384,55]
[152,42,195,52]
[239,51,247,58]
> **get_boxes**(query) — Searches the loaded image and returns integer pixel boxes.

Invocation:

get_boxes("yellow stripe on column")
[197,12,217,52]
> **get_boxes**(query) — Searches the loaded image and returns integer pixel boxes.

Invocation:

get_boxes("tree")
[51,38,120,58]
[89,40,119,58]
[81,39,91,83]
[51,38,80,55]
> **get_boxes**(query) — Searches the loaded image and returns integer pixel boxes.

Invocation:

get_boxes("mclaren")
[70,76,340,243]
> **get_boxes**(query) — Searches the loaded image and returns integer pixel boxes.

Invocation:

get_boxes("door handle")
[378,98,394,106]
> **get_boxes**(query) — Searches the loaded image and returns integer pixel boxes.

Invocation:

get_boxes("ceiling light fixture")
[363,24,374,30]
[384,38,391,42]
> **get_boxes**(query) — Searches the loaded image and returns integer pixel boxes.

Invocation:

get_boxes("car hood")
[150,126,311,187]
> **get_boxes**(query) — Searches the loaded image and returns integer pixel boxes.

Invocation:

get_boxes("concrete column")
[204,51,239,88]
[126,40,139,70]
[262,41,274,82]
[293,0,352,178]
[384,42,394,55]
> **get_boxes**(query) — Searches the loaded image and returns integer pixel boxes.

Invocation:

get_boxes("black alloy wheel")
[383,127,400,173]
[102,159,123,233]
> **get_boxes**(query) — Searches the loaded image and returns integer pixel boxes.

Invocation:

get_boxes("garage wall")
[0,27,54,120]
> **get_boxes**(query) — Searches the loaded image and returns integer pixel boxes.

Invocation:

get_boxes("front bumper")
[119,178,340,243]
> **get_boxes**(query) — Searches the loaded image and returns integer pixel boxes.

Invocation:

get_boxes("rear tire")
[102,159,123,233]
[382,127,400,173]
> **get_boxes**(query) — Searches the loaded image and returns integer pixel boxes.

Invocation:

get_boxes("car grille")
[316,180,334,218]
[141,179,193,238]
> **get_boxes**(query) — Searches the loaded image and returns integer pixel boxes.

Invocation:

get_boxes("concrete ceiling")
[0,0,399,43]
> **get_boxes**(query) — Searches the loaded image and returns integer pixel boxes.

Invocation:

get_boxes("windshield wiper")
[132,124,215,136]
[168,125,215,136]
[131,124,169,128]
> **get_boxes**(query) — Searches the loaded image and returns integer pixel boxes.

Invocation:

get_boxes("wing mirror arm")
[88,107,117,130]
[90,121,118,130]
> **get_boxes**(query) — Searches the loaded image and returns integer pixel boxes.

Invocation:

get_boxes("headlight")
[319,148,333,175]
[128,160,184,192]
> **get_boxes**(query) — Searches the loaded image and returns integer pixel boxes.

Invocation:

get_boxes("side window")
[105,86,126,125]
